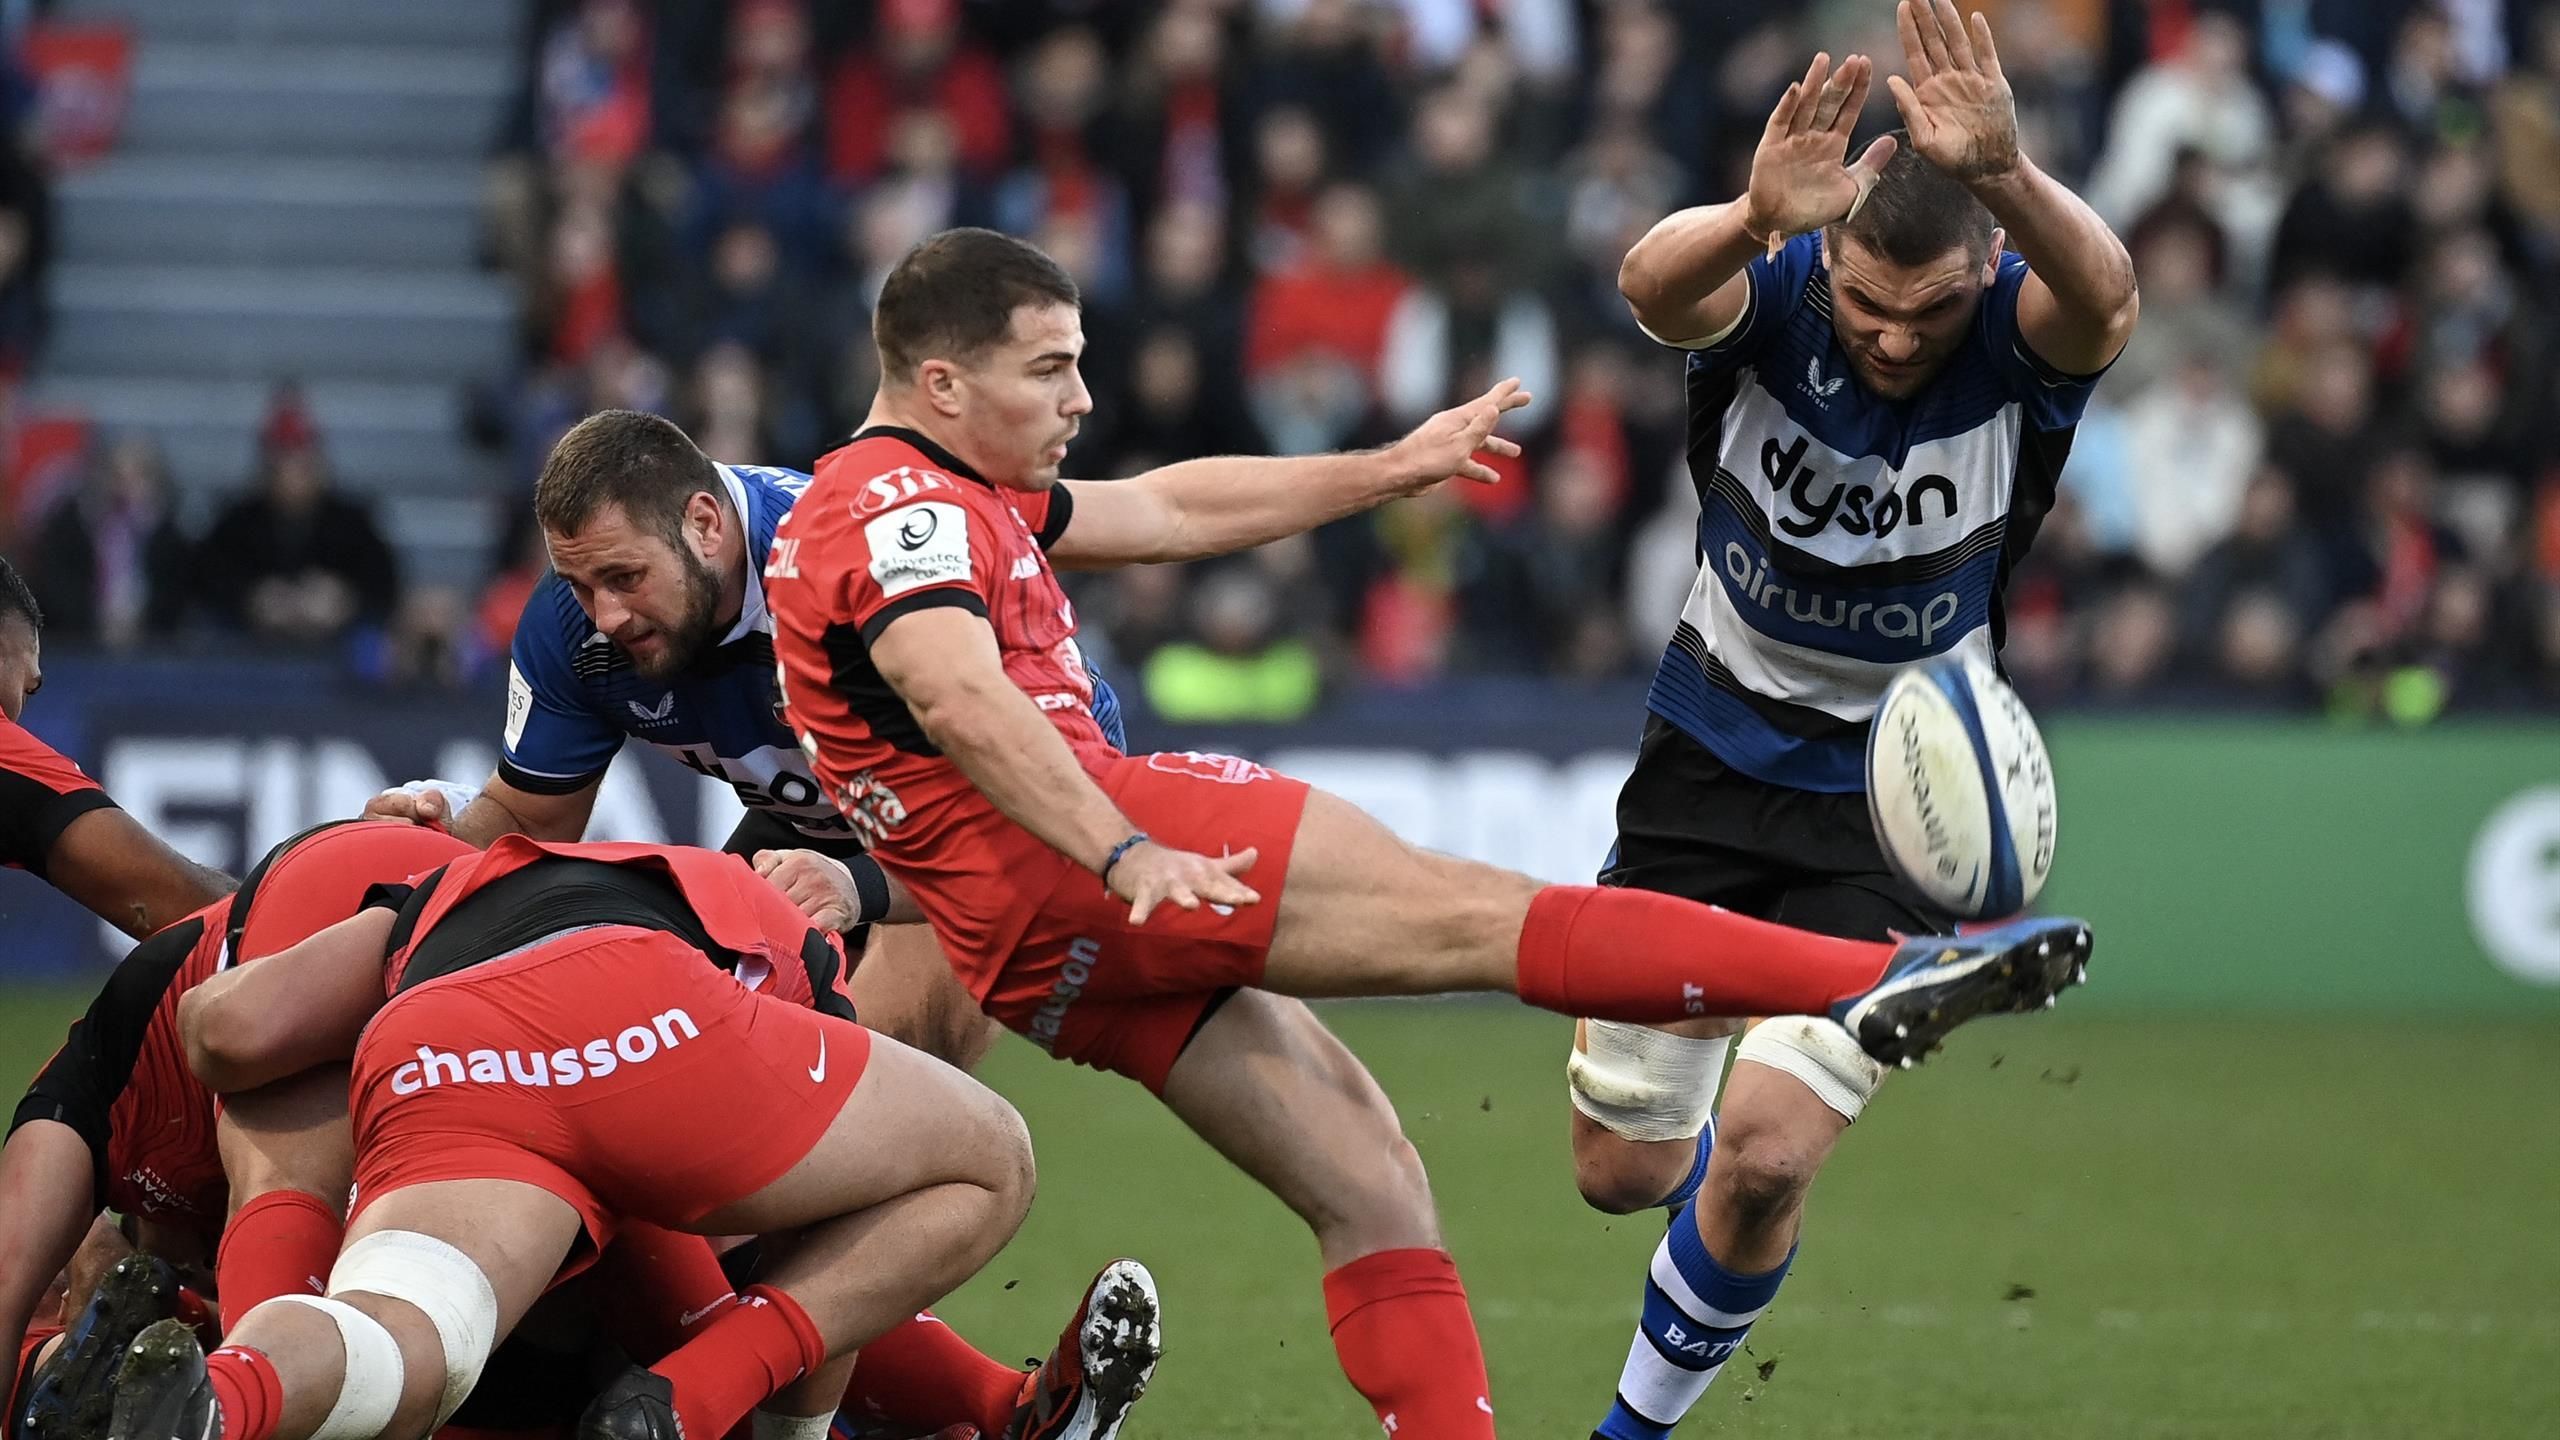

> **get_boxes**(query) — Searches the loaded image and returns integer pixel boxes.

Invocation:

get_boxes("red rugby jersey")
[765,427,1116,882]
[0,716,114,877]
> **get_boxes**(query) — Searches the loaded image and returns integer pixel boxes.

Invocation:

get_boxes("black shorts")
[1603,716,1954,943]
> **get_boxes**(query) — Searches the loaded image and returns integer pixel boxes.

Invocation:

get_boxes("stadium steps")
[39,1,525,594]
[59,156,484,267]
[62,0,519,49]
[118,49,506,161]
[24,378,481,497]
[49,263,512,383]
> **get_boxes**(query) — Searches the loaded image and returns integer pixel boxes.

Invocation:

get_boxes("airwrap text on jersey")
[1648,234,2102,793]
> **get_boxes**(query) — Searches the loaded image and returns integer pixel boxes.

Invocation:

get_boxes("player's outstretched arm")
[1621,51,1895,344]
[0,1119,96,1394]
[1888,0,2136,372]
[870,606,1257,923]
[45,807,233,939]
[179,907,400,1094]
[1044,379,1530,569]
[363,770,597,846]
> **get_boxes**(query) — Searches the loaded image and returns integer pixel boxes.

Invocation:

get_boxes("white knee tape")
[265,1296,404,1440]
[1567,1022,1732,1143]
[327,1231,501,1428]
[1735,1016,1887,1124]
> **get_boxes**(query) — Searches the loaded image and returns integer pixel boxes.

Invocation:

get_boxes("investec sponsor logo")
[1720,542,1962,647]
[388,1009,701,1094]
[1027,938,1103,1053]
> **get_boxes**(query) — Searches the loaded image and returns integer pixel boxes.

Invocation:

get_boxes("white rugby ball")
[1865,654,2057,919]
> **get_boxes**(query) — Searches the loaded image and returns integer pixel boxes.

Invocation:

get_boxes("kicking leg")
[1258,788,2089,1055]
[1160,991,1494,1440]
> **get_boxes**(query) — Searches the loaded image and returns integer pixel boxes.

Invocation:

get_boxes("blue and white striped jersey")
[500,459,1128,842]
[1647,233,2099,793]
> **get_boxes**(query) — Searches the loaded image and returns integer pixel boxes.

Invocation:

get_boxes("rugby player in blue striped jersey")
[1574,7,2137,1435]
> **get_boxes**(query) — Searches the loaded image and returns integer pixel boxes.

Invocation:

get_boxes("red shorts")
[347,926,871,1269]
[971,752,1310,1092]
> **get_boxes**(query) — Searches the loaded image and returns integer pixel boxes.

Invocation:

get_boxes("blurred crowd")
[14,0,2560,723]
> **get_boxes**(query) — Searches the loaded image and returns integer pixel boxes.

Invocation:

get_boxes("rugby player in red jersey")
[2,823,474,1438]
[755,227,2093,1437]
[103,839,1049,1440]
[0,558,228,940]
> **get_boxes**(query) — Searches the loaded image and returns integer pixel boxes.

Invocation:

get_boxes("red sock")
[839,1312,1024,1436]
[1514,885,1893,1022]
[11,1324,63,1427]
[204,1345,286,1440]
[215,1191,340,1321]
[588,1223,738,1361]
[1322,1249,1495,1440]
[649,1285,825,1440]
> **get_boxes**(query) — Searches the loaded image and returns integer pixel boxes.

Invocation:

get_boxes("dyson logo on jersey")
[1721,543,1963,646]
[1761,435,1958,541]
[387,1009,700,1094]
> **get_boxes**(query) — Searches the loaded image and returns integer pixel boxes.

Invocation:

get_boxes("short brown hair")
[874,227,1081,381]
[533,410,721,548]
[1834,135,1996,267]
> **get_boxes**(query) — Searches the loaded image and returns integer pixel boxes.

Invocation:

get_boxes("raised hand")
[1744,52,1898,250]
[1887,0,2020,183]
[1383,377,1532,495]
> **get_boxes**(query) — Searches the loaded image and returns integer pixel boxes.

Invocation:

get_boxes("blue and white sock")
[1657,1121,1713,1212]
[1593,1206,1793,1440]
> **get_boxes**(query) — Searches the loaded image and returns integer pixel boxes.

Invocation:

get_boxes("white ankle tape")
[265,1295,404,1440]
[1734,1016,1886,1123]
[328,1230,500,1427]
[751,1410,838,1440]
[1568,1022,1732,1142]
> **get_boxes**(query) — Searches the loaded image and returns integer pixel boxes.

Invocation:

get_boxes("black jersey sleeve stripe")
[854,588,990,646]
[8,916,209,1208]
[0,780,116,879]
[1033,483,1076,550]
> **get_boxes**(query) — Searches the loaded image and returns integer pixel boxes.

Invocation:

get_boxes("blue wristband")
[1100,832,1151,888]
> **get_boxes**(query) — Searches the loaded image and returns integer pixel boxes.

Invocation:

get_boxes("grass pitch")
[6,995,2554,1437]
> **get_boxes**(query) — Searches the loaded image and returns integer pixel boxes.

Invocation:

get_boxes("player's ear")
[682,491,725,561]
[918,358,965,418]
[1982,227,2007,284]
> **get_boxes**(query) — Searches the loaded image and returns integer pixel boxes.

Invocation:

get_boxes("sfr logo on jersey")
[854,466,957,514]
[866,502,972,598]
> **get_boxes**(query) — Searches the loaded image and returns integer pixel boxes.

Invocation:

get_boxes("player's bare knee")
[1711,1124,1820,1234]
[1571,1131,1686,1216]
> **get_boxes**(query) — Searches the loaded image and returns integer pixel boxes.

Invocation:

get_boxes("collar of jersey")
[850,424,997,491]
[712,461,770,647]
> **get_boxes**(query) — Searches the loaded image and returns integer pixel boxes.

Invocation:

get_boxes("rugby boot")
[101,1322,211,1440]
[1002,1260,1159,1440]
[1832,915,2093,1067]
[576,1367,682,1440]
[23,1255,179,1440]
